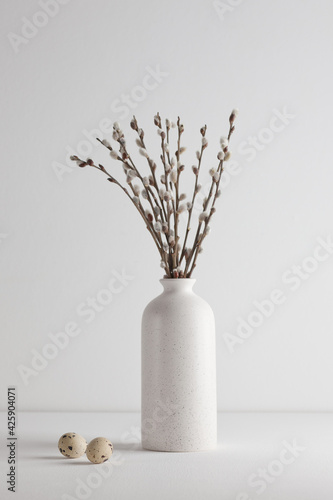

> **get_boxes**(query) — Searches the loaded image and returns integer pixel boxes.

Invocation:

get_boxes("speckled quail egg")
[58,432,87,458]
[86,437,113,464]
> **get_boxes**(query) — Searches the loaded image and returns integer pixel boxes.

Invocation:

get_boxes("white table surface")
[0,412,332,500]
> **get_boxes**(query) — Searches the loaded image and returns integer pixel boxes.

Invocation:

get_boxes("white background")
[1,0,333,413]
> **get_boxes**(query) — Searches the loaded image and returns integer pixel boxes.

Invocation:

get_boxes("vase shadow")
[111,441,152,452]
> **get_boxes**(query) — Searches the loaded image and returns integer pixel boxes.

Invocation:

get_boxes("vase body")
[141,279,217,452]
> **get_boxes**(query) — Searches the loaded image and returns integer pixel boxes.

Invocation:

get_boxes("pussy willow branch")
[153,113,178,271]
[151,113,169,223]
[179,125,207,266]
[160,132,173,257]
[97,135,168,266]
[174,118,181,268]
[98,135,159,223]
[70,155,169,273]
[113,136,167,256]
[186,122,235,277]
[129,120,168,225]
[71,110,237,278]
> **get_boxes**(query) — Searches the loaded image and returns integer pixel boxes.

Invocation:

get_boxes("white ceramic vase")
[141,279,217,452]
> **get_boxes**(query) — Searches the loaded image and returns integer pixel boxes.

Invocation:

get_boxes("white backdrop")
[1,0,333,412]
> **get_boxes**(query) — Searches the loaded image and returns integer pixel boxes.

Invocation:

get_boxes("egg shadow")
[111,441,155,453]
[34,456,91,464]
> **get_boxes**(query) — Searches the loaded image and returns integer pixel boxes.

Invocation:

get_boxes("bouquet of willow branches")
[71,109,238,278]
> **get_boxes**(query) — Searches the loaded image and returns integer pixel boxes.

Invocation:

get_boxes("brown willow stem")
[75,157,168,270]
[172,118,182,268]
[97,137,164,224]
[186,124,234,277]
[96,136,170,270]
[133,128,168,224]
[186,170,222,277]
[133,141,170,255]
[179,139,206,266]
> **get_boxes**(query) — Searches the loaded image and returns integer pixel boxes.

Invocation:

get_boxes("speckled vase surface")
[141,279,217,452]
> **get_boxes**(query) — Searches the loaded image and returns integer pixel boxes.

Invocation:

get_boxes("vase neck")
[160,279,196,293]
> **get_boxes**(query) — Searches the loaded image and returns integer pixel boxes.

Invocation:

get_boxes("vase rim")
[160,278,196,282]
[159,278,196,291]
